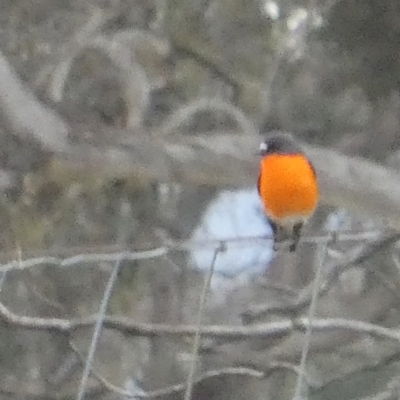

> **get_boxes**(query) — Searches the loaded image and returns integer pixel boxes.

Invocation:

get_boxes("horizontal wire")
[0,248,168,273]
[0,230,386,273]
[170,230,383,250]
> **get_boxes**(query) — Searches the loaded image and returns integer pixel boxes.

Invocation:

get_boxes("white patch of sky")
[262,1,280,20]
[325,209,351,232]
[190,188,274,280]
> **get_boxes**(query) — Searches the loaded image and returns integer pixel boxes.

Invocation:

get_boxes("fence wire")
[0,229,399,400]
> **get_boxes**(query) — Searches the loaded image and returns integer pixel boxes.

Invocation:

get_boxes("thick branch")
[0,50,69,152]
[1,301,400,343]
[57,131,400,229]
[1,49,400,226]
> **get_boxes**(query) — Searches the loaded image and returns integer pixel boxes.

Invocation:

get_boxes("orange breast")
[259,154,319,221]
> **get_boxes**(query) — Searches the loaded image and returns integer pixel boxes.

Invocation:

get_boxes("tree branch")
[1,300,400,343]
[243,231,400,321]
[2,47,400,228]
[55,128,400,230]
[0,50,69,152]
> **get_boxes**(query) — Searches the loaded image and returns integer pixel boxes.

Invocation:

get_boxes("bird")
[257,133,319,252]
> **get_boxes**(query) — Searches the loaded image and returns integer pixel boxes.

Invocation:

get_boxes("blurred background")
[1,0,400,399]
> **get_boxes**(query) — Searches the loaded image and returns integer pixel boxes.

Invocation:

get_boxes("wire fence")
[1,229,400,400]
[0,230,384,273]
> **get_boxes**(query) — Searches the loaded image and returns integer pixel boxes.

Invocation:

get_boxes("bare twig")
[312,349,400,393]
[76,256,124,400]
[171,43,241,103]
[293,235,331,400]
[72,337,263,399]
[76,200,130,400]
[0,230,382,274]
[319,231,400,294]
[262,35,288,119]
[1,299,400,342]
[45,28,166,103]
[184,243,225,400]
[159,98,258,137]
[243,231,400,321]
[147,367,262,399]
[0,365,262,400]
[39,8,107,101]
[70,340,135,398]
[0,248,10,292]
[0,248,167,273]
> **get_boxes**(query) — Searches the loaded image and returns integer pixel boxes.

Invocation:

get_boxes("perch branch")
[1,300,400,343]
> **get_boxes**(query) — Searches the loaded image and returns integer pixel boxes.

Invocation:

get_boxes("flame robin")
[257,133,319,252]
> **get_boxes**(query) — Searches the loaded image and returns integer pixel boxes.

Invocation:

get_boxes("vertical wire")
[76,199,130,400]
[292,236,331,400]
[184,242,225,400]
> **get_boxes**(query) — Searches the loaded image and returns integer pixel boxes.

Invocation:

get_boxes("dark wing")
[257,173,261,196]
[307,159,317,179]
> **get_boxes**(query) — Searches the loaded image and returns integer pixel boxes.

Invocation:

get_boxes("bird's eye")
[259,142,268,152]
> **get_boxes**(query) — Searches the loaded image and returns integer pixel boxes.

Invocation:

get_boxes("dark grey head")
[259,133,303,156]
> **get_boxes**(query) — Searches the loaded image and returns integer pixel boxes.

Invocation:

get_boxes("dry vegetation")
[0,1,400,400]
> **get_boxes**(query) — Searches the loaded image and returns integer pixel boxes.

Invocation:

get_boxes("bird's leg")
[290,222,304,252]
[270,220,286,251]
